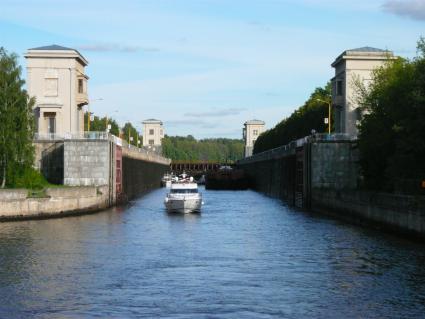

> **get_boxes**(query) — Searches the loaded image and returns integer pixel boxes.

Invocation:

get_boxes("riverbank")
[0,186,110,221]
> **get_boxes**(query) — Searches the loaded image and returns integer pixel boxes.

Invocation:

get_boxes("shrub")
[10,167,50,190]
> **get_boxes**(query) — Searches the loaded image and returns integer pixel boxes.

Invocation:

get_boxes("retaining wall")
[0,186,109,221]
[64,140,113,186]
[310,142,359,190]
[241,156,296,204]
[31,137,171,217]
[122,156,169,200]
[238,139,425,239]
[312,188,425,238]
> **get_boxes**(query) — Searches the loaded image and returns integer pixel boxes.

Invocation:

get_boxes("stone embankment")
[1,133,171,221]
[237,134,425,240]
[312,189,425,238]
[0,186,110,221]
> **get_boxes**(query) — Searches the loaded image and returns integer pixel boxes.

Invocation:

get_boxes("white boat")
[164,175,203,214]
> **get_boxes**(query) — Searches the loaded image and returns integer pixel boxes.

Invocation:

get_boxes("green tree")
[254,84,331,154]
[0,48,35,188]
[84,112,120,137]
[162,135,244,162]
[122,122,141,146]
[356,38,425,191]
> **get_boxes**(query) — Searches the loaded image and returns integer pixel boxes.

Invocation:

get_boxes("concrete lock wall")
[122,156,169,200]
[310,141,359,190]
[0,186,110,221]
[34,141,57,171]
[7,138,172,220]
[39,138,170,203]
[312,189,425,238]
[64,140,112,186]
[239,155,296,205]
[238,140,425,239]
[239,141,359,206]
[41,142,64,184]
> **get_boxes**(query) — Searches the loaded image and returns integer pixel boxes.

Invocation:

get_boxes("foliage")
[162,135,244,162]
[0,47,35,188]
[253,84,331,154]
[122,122,142,146]
[84,112,120,137]
[12,167,50,190]
[84,112,142,146]
[356,37,425,190]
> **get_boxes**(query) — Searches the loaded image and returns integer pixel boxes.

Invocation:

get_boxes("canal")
[1,187,425,318]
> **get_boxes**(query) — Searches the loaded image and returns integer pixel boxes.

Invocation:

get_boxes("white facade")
[331,47,394,136]
[25,45,89,137]
[142,119,164,149]
[243,120,265,157]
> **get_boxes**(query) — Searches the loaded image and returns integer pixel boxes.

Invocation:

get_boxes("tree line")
[162,135,244,162]
[253,84,331,154]
[0,48,39,188]
[356,38,425,191]
[84,112,142,147]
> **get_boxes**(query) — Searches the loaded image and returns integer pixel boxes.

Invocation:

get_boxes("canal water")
[1,187,425,318]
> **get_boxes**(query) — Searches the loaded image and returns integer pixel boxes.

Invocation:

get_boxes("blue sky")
[1,0,424,138]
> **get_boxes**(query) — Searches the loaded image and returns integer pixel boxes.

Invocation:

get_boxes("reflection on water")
[0,187,425,318]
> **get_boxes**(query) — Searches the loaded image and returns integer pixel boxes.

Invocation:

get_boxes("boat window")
[171,189,198,193]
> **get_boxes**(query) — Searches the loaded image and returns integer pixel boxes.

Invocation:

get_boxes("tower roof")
[332,46,394,67]
[244,119,265,125]
[347,46,389,53]
[143,119,163,125]
[25,44,88,66]
[29,44,75,51]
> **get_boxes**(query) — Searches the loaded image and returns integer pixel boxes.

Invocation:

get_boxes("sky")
[1,0,424,139]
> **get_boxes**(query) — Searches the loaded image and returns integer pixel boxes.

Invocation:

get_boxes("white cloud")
[382,0,425,21]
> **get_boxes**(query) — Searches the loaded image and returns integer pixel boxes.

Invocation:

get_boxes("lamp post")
[317,98,332,134]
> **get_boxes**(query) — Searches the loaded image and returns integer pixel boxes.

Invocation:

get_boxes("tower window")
[336,80,343,96]
[78,79,84,93]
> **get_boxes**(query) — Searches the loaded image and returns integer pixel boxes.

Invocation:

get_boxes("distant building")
[243,120,265,157]
[142,119,164,151]
[331,47,394,136]
[25,45,89,137]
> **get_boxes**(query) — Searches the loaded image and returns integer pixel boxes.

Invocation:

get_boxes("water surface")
[1,187,425,318]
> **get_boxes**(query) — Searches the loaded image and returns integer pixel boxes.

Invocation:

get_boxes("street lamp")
[316,98,332,134]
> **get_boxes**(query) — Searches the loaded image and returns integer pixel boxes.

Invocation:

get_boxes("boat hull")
[165,198,202,214]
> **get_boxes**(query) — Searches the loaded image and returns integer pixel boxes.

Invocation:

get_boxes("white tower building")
[142,119,164,151]
[25,45,89,137]
[331,47,394,136]
[243,120,265,157]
